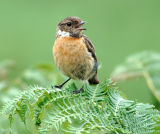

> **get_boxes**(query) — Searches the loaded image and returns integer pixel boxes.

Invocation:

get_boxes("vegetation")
[0,51,160,134]
[112,51,160,104]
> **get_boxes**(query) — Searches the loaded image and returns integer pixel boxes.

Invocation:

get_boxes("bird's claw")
[51,85,62,89]
[73,88,84,94]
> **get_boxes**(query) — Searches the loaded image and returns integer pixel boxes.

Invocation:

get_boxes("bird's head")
[57,16,86,38]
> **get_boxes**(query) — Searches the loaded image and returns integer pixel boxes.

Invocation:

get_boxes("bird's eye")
[66,22,72,27]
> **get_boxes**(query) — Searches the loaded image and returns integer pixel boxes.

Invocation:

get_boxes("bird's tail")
[88,74,99,85]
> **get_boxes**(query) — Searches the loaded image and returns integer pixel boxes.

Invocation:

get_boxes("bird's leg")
[54,78,71,89]
[73,85,84,94]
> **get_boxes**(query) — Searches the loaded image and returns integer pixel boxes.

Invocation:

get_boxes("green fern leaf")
[111,51,160,102]
[1,80,159,134]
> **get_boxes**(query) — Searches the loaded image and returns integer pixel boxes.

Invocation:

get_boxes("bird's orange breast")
[53,36,94,80]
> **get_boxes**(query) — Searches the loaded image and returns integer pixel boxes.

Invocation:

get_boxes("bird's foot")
[51,84,63,89]
[73,87,84,94]
[51,78,71,89]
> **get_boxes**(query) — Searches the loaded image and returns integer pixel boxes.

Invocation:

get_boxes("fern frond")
[111,51,160,102]
[1,80,159,134]
[154,116,160,134]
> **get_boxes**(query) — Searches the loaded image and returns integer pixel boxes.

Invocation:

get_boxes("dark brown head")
[57,16,86,38]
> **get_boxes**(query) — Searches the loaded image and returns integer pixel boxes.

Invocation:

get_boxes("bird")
[53,16,99,94]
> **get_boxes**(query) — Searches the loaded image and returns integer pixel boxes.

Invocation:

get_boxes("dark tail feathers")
[88,74,99,85]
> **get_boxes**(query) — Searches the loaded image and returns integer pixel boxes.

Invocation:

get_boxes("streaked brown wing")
[82,35,97,62]
[83,35,99,84]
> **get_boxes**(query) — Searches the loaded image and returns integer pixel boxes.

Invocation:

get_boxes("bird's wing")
[82,35,97,62]
[83,35,99,84]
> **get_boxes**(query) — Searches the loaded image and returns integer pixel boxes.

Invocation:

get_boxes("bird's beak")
[77,21,87,30]
[80,21,87,25]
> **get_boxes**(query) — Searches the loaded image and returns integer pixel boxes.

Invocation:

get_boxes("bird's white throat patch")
[57,30,70,37]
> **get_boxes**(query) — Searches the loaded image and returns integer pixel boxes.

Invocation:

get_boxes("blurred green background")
[0,0,160,104]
